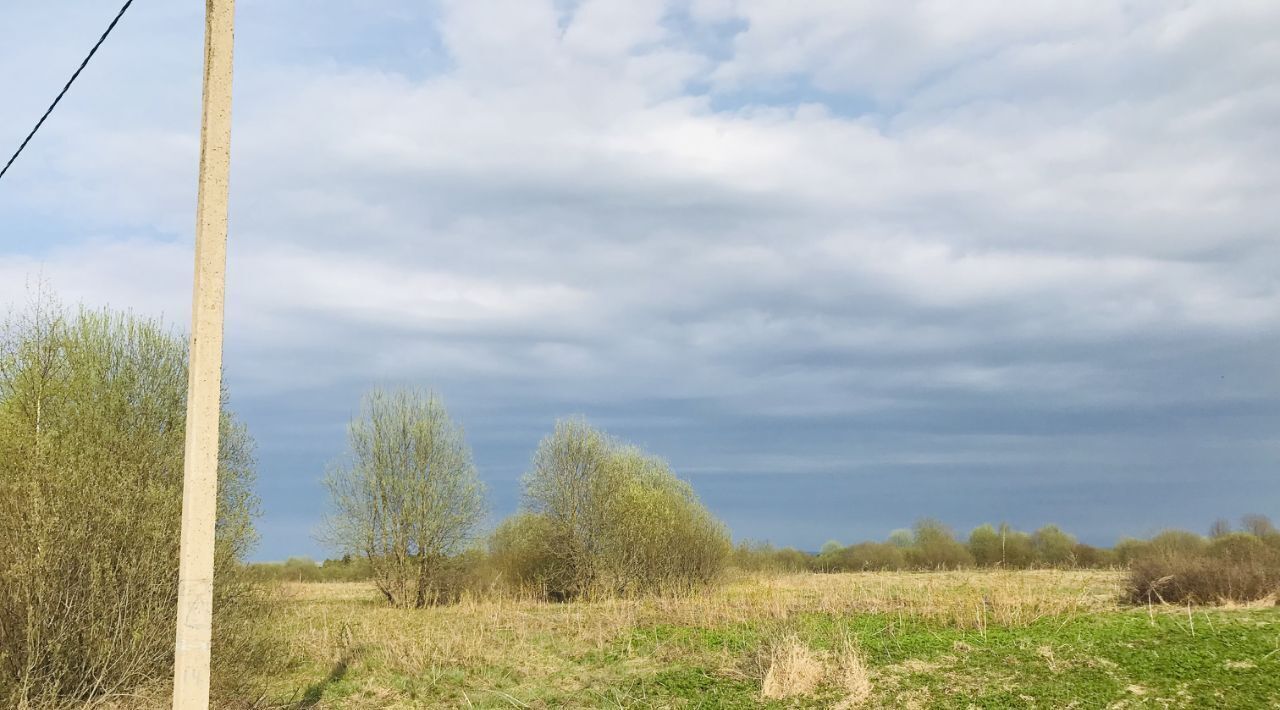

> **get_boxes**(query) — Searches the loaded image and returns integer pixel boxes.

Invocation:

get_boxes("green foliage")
[597,449,732,594]
[729,541,814,573]
[834,541,905,571]
[1032,524,1077,567]
[321,388,487,608]
[999,525,1037,568]
[505,418,730,599]
[967,524,1002,566]
[905,519,972,569]
[489,512,573,596]
[1072,543,1115,568]
[1147,529,1208,556]
[1112,537,1150,565]
[0,299,265,707]
[247,555,376,583]
[887,529,913,548]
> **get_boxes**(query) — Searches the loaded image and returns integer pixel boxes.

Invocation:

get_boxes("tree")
[0,298,261,706]
[818,540,844,570]
[906,518,972,569]
[1241,514,1277,538]
[968,524,1002,566]
[512,418,729,598]
[1148,529,1206,557]
[321,388,486,608]
[998,524,1036,568]
[520,418,615,596]
[887,529,914,548]
[1032,525,1077,566]
[840,541,905,571]
[1209,518,1232,539]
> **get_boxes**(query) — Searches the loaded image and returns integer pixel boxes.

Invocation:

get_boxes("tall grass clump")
[0,298,266,708]
[1123,520,1280,605]
[495,418,730,599]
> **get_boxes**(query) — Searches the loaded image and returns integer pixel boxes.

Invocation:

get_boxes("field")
[258,571,1280,709]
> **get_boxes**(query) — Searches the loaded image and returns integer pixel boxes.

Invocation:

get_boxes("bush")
[905,519,972,569]
[490,512,574,598]
[1147,529,1207,557]
[596,452,732,594]
[1113,537,1150,565]
[508,418,730,599]
[968,525,1003,566]
[1123,532,1280,605]
[0,303,265,707]
[1072,543,1115,568]
[966,524,1036,568]
[1032,525,1077,567]
[729,541,813,573]
[837,542,905,571]
[246,555,376,583]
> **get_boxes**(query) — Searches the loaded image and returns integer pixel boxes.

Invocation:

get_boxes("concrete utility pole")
[173,1,235,708]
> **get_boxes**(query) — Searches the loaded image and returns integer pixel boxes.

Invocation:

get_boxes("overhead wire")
[0,0,135,182]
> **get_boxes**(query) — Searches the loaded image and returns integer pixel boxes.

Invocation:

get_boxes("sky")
[1,0,1278,561]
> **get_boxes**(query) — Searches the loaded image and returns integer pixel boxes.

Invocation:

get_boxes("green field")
[258,571,1280,709]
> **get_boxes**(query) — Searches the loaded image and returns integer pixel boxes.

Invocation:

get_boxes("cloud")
[2,0,1278,557]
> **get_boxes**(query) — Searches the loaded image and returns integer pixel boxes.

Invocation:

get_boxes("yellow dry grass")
[264,569,1123,707]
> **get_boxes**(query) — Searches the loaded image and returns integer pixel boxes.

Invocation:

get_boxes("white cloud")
[4,0,1279,554]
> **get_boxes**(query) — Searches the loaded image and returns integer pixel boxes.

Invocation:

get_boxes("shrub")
[1147,529,1207,557]
[0,303,265,707]
[512,418,730,599]
[1123,532,1280,605]
[595,451,731,594]
[887,529,913,548]
[246,555,376,583]
[1072,543,1115,568]
[905,519,972,569]
[968,524,1002,566]
[490,512,574,598]
[999,526,1037,568]
[730,541,814,573]
[1113,537,1150,565]
[1032,525,1077,567]
[839,541,905,571]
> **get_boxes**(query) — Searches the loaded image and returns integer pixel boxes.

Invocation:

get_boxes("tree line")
[727,515,1280,580]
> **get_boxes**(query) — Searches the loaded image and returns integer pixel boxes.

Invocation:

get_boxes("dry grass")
[262,570,1124,707]
[760,635,824,699]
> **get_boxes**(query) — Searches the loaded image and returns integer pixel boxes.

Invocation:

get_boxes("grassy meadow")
[257,570,1280,709]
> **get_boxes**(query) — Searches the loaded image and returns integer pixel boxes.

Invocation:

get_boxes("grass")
[259,571,1280,709]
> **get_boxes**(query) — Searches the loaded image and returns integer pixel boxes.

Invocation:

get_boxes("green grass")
[264,575,1280,708]
[577,610,1279,708]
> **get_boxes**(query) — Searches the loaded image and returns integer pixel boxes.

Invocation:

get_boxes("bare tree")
[321,388,485,607]
[1241,514,1277,538]
[1209,518,1232,539]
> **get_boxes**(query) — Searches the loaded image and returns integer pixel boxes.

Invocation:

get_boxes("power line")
[0,0,135,183]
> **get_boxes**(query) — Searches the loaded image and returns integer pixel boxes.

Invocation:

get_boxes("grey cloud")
[2,0,1277,559]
